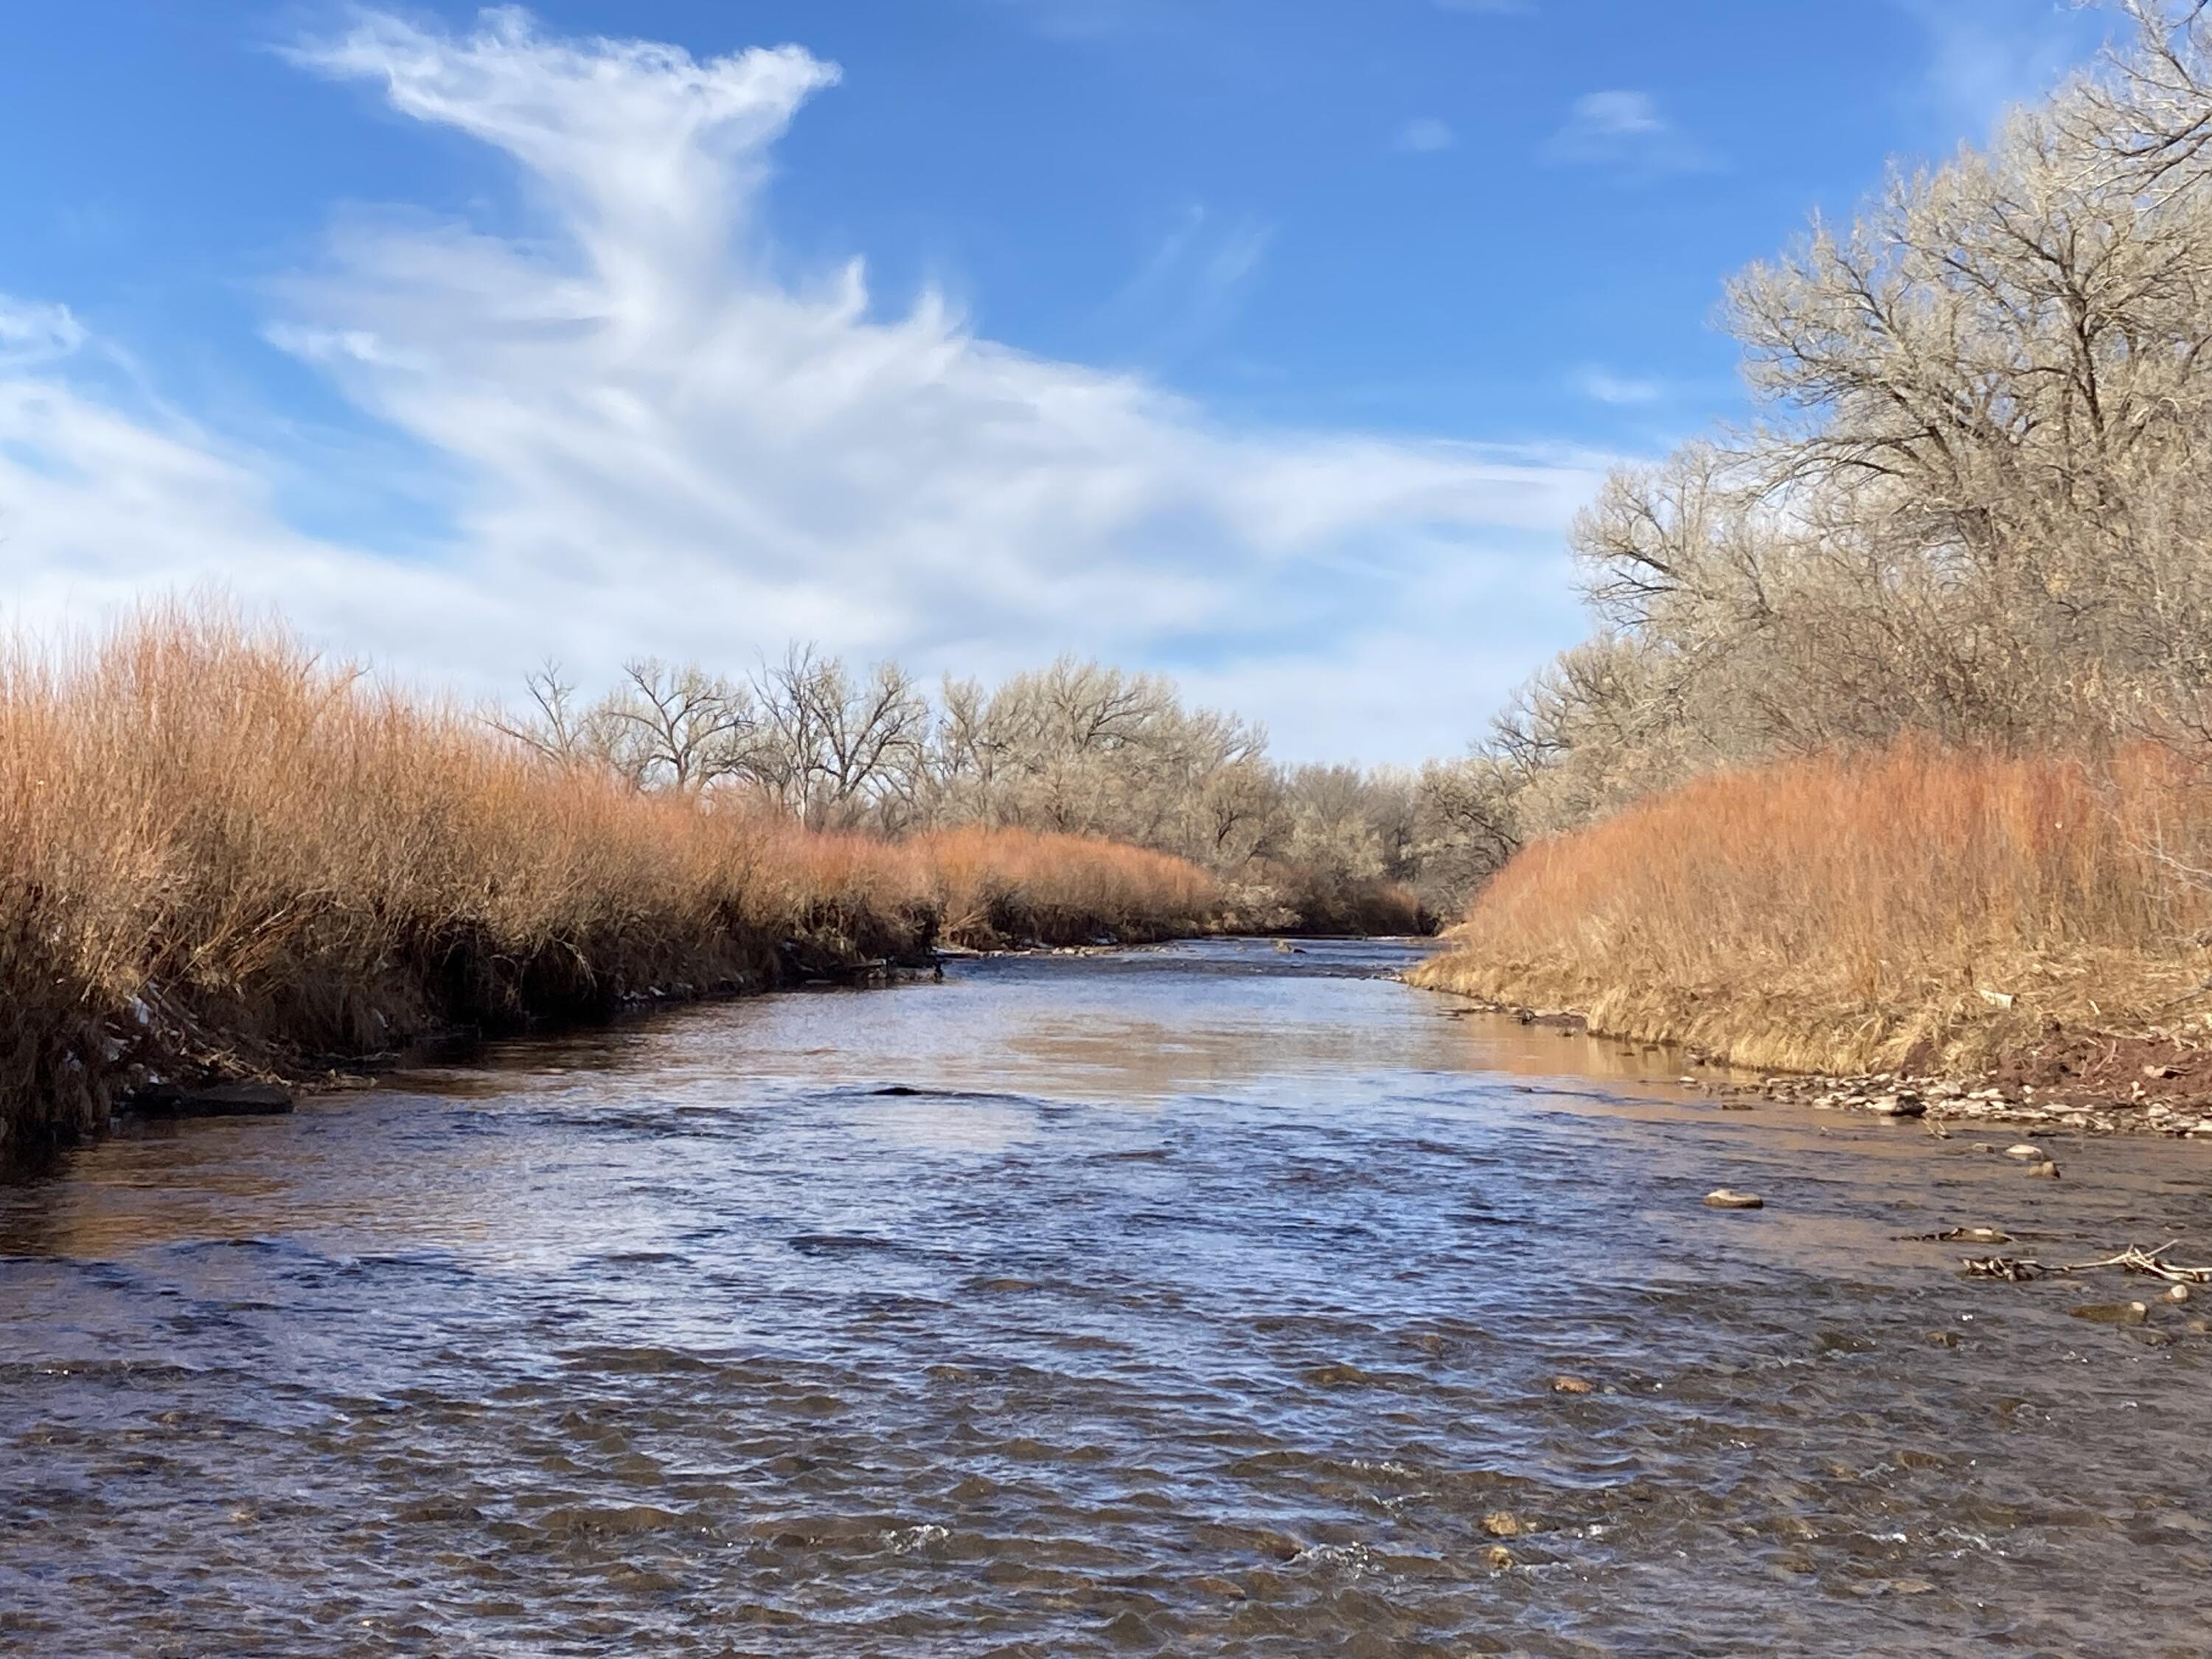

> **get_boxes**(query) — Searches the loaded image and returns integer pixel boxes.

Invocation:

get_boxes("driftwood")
[1960,1241,2212,1283]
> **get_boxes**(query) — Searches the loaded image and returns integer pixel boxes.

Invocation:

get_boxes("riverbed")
[4,938,2211,1655]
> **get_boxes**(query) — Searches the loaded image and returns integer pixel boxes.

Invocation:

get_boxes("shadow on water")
[4,936,2211,1655]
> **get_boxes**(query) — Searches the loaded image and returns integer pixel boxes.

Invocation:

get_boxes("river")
[4,938,2211,1655]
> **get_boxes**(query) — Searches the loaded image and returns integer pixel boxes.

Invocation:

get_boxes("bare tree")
[487,661,602,768]
[600,659,756,793]
[750,647,931,830]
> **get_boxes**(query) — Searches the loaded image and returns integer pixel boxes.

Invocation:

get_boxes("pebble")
[1704,1189,1764,1209]
[2003,1144,2046,1160]
[2168,1284,2192,1302]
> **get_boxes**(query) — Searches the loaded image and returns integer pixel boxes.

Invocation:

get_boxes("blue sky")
[0,0,2111,759]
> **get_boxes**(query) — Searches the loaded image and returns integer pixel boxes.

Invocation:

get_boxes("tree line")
[491,652,1506,930]
[1441,0,2212,869]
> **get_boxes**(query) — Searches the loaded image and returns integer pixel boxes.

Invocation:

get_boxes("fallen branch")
[1961,1241,2212,1283]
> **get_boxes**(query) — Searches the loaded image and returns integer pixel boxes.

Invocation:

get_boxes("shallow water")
[5,937,2212,1656]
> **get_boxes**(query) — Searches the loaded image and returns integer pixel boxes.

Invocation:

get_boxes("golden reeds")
[0,607,1215,1152]
[1410,742,2212,1074]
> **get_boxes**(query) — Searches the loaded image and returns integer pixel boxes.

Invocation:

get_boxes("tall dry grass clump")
[0,608,1216,1155]
[1411,743,2212,1074]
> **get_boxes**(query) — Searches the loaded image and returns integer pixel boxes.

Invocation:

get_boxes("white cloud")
[1543,89,1718,176]
[1888,0,2108,138]
[0,7,1609,761]
[1394,117,1457,154]
[0,298,86,368]
[1576,367,1662,406]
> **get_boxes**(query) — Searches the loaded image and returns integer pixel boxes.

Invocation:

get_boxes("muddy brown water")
[5,938,2212,1657]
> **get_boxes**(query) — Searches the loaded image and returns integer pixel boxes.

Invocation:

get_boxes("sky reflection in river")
[4,939,2212,1656]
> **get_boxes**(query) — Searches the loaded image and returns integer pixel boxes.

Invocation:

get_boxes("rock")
[1868,1094,1927,1118]
[1925,1329,1960,1348]
[2069,1301,2150,1325]
[2027,1161,2062,1179]
[1484,1545,1515,1569]
[1551,1375,1596,1395]
[128,1081,294,1118]
[2003,1143,2046,1160]
[1971,1142,1996,1153]
[1481,1511,1528,1539]
[1957,1226,2011,1244]
[1704,1189,1764,1209]
[2144,1063,2180,1079]
[2168,1284,2192,1302]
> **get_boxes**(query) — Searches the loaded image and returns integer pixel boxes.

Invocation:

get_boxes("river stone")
[1704,1189,1764,1209]
[2003,1144,2046,1160]
[1551,1374,1596,1395]
[1869,1094,1927,1118]
[1481,1511,1528,1538]
[2168,1284,2192,1302]
[2027,1161,2062,1179]
[1484,1545,1515,1569]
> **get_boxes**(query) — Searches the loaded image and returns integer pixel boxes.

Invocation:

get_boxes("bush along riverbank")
[1409,743,2212,1138]
[0,611,1218,1158]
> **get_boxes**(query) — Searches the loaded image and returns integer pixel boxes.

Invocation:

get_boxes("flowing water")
[5,939,2212,1657]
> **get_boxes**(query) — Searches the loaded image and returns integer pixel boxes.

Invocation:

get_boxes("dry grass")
[1409,742,2212,1075]
[0,607,1216,1152]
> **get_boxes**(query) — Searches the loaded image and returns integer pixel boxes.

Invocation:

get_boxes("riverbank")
[0,611,1217,1157]
[1409,743,2212,1135]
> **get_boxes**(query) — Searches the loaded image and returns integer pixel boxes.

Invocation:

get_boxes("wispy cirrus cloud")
[0,297,86,367]
[1886,0,2109,136]
[1574,366,1663,406]
[1393,116,1457,153]
[1543,89,1719,177]
[0,7,1610,761]
[1097,204,1275,362]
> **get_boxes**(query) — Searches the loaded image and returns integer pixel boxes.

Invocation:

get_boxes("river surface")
[5,938,2212,1656]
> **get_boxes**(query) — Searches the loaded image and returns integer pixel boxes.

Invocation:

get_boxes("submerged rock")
[1704,1188,1764,1209]
[127,1082,293,1118]
[1551,1374,1596,1395]
[2069,1301,2150,1325]
[1481,1511,1529,1538]
[2028,1161,2062,1180]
